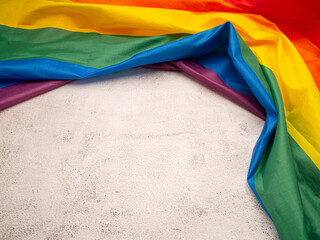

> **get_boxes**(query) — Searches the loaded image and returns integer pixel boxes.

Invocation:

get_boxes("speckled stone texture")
[0,68,279,240]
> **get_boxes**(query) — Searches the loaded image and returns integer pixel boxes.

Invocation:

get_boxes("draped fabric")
[1,1,319,239]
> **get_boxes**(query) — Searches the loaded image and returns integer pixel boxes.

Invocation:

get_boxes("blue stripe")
[196,50,254,97]
[227,24,278,216]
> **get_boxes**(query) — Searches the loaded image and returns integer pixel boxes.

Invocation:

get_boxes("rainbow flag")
[1,1,319,239]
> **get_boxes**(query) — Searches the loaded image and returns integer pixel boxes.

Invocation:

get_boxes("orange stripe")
[281,26,320,91]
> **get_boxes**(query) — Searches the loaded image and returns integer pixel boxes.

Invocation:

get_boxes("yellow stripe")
[1,0,320,167]
[0,0,276,36]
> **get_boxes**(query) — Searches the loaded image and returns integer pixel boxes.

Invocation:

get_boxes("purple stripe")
[0,59,266,120]
[0,80,73,111]
[144,60,266,120]
[142,62,181,71]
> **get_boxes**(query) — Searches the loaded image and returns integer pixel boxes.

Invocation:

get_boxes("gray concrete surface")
[0,68,279,240]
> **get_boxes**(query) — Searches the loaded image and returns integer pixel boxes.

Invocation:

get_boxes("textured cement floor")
[0,68,279,240]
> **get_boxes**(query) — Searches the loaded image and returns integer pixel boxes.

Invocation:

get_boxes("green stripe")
[255,66,320,240]
[288,134,320,239]
[255,66,308,239]
[237,33,320,240]
[0,24,189,69]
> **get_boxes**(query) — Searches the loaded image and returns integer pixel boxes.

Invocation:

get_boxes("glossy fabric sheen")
[1,1,320,239]
[0,21,279,222]
[70,0,320,90]
[1,0,319,170]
